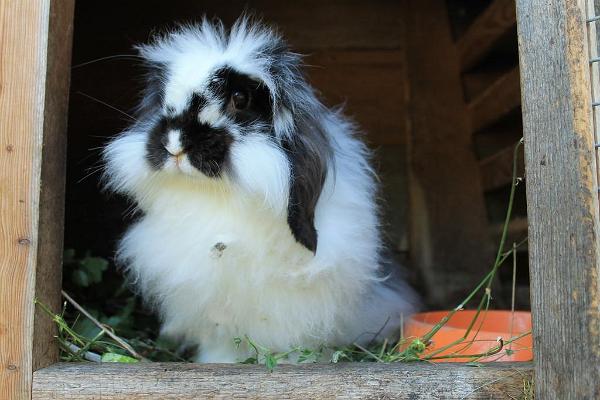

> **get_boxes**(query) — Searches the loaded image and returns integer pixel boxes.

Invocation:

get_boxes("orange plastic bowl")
[403,310,532,362]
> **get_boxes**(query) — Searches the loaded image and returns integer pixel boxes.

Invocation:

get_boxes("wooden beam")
[32,362,533,399]
[458,0,517,71]
[468,67,521,133]
[479,144,524,191]
[406,0,493,307]
[462,70,505,102]
[0,1,74,399]
[516,0,600,398]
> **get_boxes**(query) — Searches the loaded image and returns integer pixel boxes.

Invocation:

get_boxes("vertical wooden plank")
[589,0,600,186]
[405,0,493,306]
[0,1,74,399]
[516,0,600,398]
[33,0,75,372]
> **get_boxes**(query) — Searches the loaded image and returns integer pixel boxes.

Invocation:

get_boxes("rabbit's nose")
[162,130,184,156]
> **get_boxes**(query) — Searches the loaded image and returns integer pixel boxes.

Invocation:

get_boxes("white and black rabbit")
[103,17,417,363]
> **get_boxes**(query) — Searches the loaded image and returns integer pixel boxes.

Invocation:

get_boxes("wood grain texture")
[406,0,493,307]
[516,0,600,398]
[589,0,600,185]
[33,0,75,373]
[0,1,73,399]
[458,0,517,71]
[0,1,51,399]
[32,362,533,400]
[468,67,521,133]
[479,144,525,191]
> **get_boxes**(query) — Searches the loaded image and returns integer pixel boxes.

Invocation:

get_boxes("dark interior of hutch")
[64,0,527,340]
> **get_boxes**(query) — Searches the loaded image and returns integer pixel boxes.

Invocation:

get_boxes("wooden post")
[405,0,493,306]
[0,1,74,399]
[516,0,600,398]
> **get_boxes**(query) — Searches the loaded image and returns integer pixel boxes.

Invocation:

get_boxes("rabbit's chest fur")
[119,177,371,361]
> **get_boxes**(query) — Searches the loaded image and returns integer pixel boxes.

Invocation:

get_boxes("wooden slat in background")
[406,0,492,306]
[458,0,517,71]
[468,67,521,133]
[479,144,524,191]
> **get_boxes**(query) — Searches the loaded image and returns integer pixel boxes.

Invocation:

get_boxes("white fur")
[104,19,415,363]
[164,130,183,155]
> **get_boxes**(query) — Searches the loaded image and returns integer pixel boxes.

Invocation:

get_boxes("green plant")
[45,249,188,362]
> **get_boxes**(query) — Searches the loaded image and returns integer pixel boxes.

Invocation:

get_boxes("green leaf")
[154,335,178,349]
[101,353,139,363]
[79,256,108,284]
[81,256,109,271]
[103,315,125,328]
[72,317,102,340]
[297,349,318,363]
[71,269,90,287]
[331,350,345,363]
[264,354,277,372]
[466,362,484,367]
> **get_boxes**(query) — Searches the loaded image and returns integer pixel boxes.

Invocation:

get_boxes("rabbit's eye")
[231,90,249,110]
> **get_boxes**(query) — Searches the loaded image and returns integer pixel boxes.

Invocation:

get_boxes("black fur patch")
[145,94,233,177]
[282,117,329,253]
[208,67,272,125]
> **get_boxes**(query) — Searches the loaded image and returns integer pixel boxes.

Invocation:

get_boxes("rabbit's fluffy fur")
[103,17,416,362]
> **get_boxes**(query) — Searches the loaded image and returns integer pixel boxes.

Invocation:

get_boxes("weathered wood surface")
[32,362,533,400]
[479,144,524,191]
[516,0,600,398]
[589,0,600,183]
[458,0,517,71]
[0,1,74,399]
[33,0,75,372]
[406,0,492,307]
[468,67,521,133]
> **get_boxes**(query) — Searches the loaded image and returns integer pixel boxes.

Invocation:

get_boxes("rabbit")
[103,16,417,363]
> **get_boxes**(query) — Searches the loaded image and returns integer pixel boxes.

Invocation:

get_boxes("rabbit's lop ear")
[281,115,330,254]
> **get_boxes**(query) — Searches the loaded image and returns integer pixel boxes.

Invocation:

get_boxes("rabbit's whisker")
[77,91,138,122]
[72,54,143,69]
